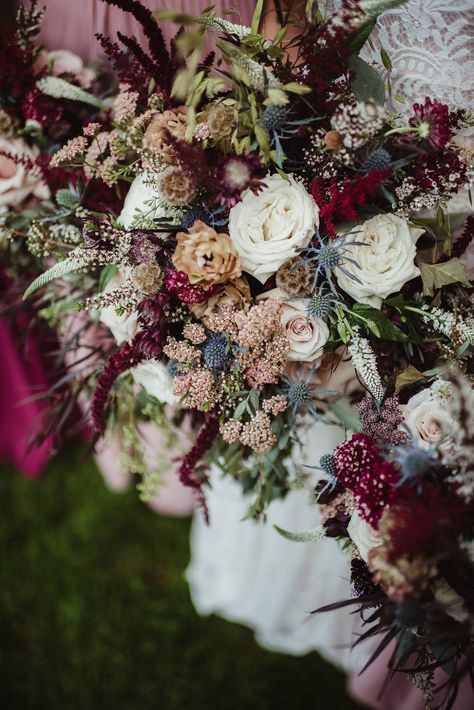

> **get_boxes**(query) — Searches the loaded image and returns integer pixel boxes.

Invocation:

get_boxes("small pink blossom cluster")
[220,412,276,454]
[233,300,290,389]
[173,367,218,411]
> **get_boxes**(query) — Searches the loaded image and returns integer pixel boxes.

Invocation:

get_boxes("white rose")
[259,288,329,362]
[0,137,49,206]
[131,359,178,405]
[99,273,138,344]
[118,173,169,230]
[335,214,424,308]
[348,509,382,563]
[228,174,318,284]
[403,381,458,451]
[36,49,95,88]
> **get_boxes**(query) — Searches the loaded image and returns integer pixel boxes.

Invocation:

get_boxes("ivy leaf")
[273,525,325,543]
[348,56,385,105]
[419,258,471,296]
[395,365,425,395]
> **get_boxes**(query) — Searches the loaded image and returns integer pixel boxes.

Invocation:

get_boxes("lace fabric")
[331,0,474,109]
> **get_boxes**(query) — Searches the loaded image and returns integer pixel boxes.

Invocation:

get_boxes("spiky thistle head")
[201,333,228,371]
[263,105,290,132]
[390,439,439,487]
[307,288,336,319]
[362,148,392,174]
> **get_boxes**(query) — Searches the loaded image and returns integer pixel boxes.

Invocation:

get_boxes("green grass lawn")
[0,446,363,710]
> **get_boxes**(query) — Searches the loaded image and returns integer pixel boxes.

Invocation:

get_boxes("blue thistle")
[299,230,367,294]
[390,439,438,487]
[263,105,290,131]
[319,453,335,477]
[281,366,337,422]
[167,358,181,379]
[307,288,338,320]
[202,333,228,371]
[362,148,392,174]
[181,208,211,230]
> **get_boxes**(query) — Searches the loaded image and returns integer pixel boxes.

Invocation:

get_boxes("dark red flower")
[217,155,265,207]
[22,87,63,125]
[409,97,452,150]
[164,269,219,304]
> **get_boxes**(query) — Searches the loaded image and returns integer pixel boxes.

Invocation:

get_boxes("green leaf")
[251,0,264,34]
[345,16,377,54]
[360,0,409,19]
[99,264,118,293]
[394,365,425,395]
[328,397,361,432]
[419,258,471,296]
[233,398,248,420]
[348,55,385,105]
[380,47,392,71]
[24,256,86,300]
[352,304,409,341]
[273,525,325,543]
[282,82,311,95]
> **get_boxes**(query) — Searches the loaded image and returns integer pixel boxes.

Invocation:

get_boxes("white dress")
[186,0,474,669]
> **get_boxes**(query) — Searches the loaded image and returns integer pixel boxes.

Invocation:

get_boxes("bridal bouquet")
[22,0,473,520]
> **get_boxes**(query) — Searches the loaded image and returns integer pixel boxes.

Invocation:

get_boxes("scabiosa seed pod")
[276,256,314,297]
[362,148,392,174]
[263,104,289,131]
[201,333,228,371]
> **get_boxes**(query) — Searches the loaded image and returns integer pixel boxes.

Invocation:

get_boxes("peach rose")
[172,220,242,288]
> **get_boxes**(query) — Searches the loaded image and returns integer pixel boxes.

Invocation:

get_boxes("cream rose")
[228,174,318,284]
[118,173,169,230]
[36,49,95,88]
[403,381,458,451]
[348,509,382,563]
[259,288,329,362]
[335,215,424,308]
[0,137,49,206]
[131,359,177,405]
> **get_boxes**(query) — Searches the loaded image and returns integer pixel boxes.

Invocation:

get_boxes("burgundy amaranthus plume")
[177,414,219,523]
[452,214,474,259]
[98,0,175,93]
[91,294,168,432]
[311,169,390,236]
[91,336,145,433]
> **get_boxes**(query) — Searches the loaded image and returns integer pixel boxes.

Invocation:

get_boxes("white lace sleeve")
[329,0,474,109]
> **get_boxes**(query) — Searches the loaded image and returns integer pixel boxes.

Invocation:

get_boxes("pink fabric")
[38,0,254,63]
[348,641,473,710]
[0,316,52,477]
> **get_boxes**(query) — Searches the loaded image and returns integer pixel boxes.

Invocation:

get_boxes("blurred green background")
[0,445,362,709]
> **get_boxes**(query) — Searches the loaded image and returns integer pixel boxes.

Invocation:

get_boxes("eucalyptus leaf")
[352,304,409,342]
[348,55,385,105]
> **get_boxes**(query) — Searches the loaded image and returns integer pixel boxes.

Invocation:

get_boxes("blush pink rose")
[36,49,95,88]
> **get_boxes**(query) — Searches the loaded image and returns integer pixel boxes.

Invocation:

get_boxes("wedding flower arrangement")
[21,0,473,523]
[3,0,472,703]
